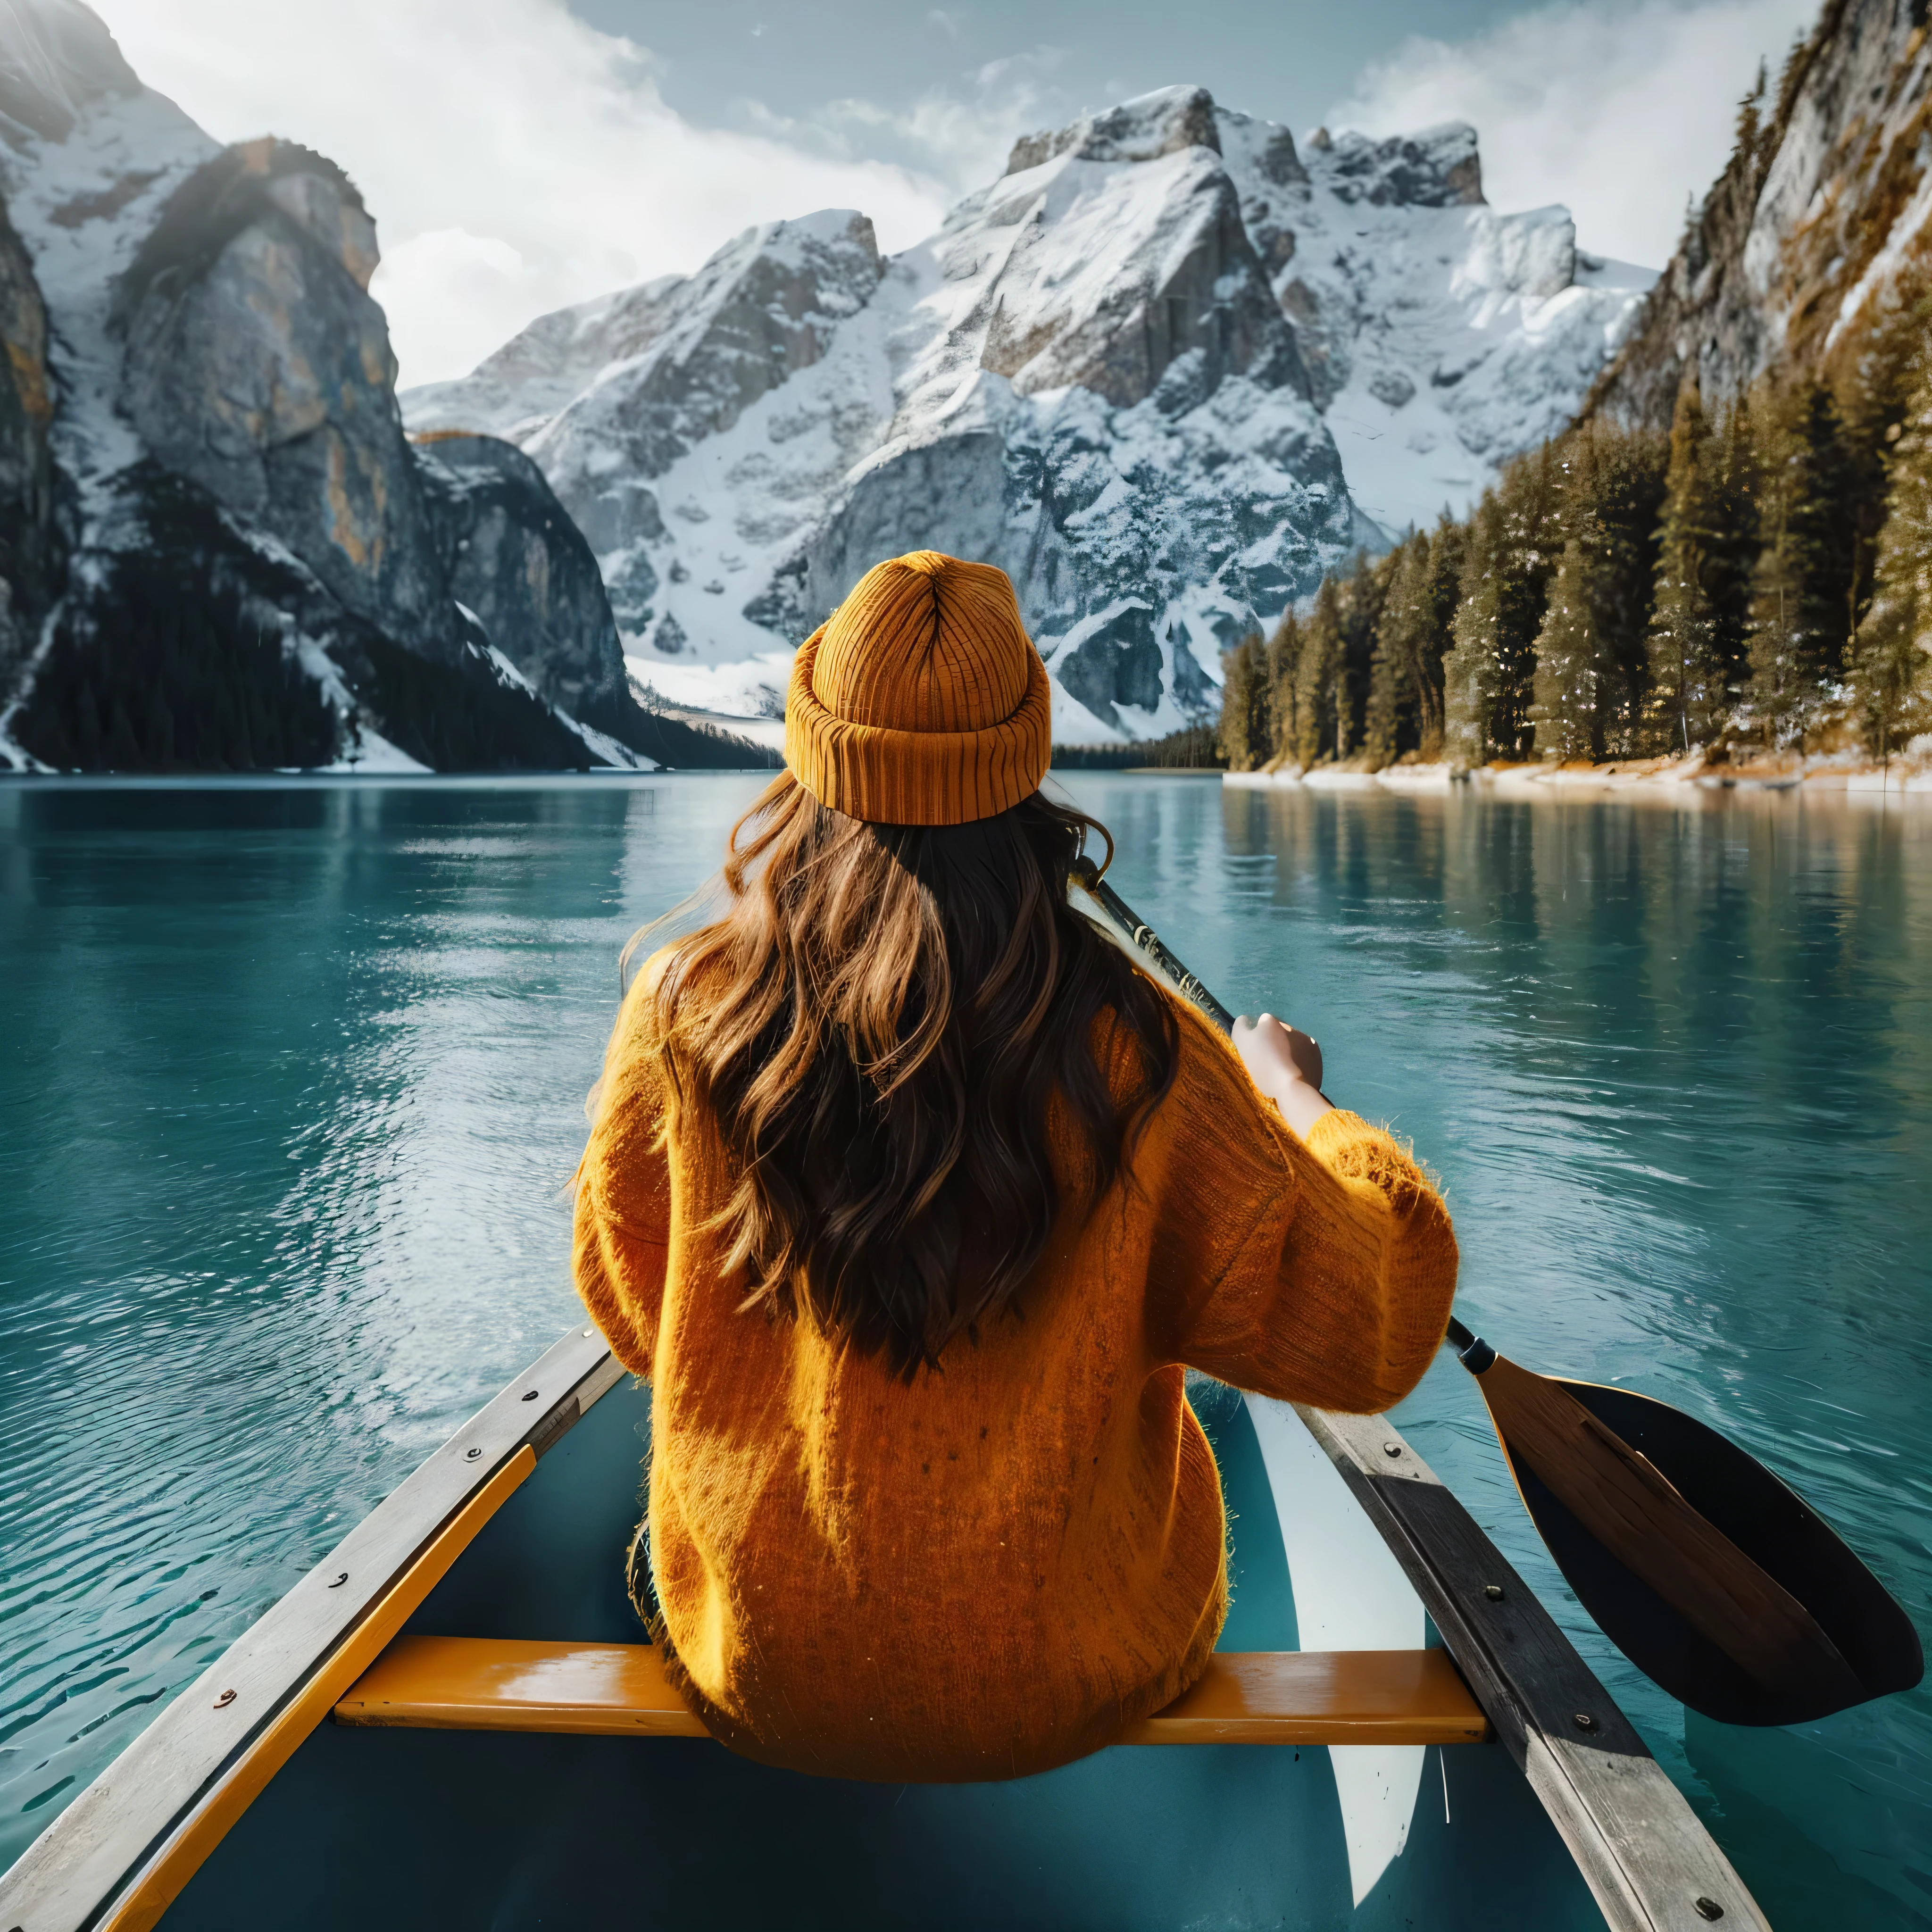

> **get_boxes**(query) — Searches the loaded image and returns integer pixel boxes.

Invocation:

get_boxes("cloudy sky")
[104,0,1817,387]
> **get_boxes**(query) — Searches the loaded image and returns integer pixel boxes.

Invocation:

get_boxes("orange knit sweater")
[572,954,1458,1784]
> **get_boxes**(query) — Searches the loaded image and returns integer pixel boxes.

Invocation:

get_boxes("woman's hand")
[1232,1013,1334,1138]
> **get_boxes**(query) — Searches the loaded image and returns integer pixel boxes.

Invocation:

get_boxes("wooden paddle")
[1073,856,1924,1725]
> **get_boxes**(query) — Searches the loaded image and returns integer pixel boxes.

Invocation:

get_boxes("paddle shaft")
[1071,859,1236,1033]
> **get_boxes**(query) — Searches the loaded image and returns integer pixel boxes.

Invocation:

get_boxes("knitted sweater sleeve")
[571,960,673,1379]
[1160,1027,1459,1414]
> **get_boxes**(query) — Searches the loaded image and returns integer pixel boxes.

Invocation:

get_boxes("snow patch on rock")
[1218,108,1653,536]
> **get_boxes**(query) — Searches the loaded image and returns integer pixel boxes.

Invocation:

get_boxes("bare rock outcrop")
[1588,0,1932,424]
[0,0,139,144]
[414,430,639,738]
[979,88,1309,410]
[1004,83,1226,173]
[407,209,886,634]
[1305,123,1485,209]
[117,139,455,658]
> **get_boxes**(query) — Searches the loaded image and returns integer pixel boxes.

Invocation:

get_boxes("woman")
[573,550,1457,1784]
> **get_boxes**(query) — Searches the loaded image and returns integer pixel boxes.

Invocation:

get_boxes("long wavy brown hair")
[643,774,1179,1376]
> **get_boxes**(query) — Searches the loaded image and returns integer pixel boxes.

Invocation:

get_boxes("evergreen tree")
[1529,422,1669,759]
[1530,468,1603,760]
[1832,260,1932,657]
[1365,534,1424,767]
[1292,575,1349,766]
[1747,504,1807,747]
[1366,525,1461,763]
[1852,357,1932,758]
[1443,493,1505,765]
[1420,512,1468,754]
[1216,634,1271,771]
[1746,378,1862,744]
[1442,447,1559,761]
[1265,608,1306,765]
[1593,422,1670,747]
[1704,398,1763,700]
[1335,549,1388,757]
[1648,385,1726,750]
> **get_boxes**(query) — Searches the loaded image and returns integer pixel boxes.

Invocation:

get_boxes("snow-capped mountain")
[0,0,764,773]
[407,87,1652,742]
[1229,118,1652,533]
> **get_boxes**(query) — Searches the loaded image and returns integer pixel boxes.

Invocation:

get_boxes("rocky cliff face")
[792,88,1344,738]
[117,138,457,658]
[0,0,142,145]
[0,192,58,690]
[414,430,642,739]
[974,90,1310,410]
[1589,0,1932,425]
[409,86,1650,741]
[0,0,732,772]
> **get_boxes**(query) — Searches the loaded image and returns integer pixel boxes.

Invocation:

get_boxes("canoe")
[0,1323,1771,1931]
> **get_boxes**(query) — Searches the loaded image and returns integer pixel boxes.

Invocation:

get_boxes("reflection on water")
[1,774,1928,1927]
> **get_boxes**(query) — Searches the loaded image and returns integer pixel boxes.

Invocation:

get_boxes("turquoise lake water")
[1,772,1928,1925]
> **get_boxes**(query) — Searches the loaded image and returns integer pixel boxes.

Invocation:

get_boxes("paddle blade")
[1474,1357,1924,1726]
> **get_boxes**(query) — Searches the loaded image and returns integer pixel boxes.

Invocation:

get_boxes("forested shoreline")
[1219,100,1932,778]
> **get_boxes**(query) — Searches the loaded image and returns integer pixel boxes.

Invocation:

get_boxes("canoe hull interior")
[163,1378,1606,1932]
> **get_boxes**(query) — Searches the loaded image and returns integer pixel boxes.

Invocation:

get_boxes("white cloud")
[735,46,1074,198]
[101,0,951,385]
[1324,0,1817,266]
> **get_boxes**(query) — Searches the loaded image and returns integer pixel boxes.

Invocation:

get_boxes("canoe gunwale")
[1293,1404,1772,1932]
[0,1327,624,1932]
[0,1328,1774,1932]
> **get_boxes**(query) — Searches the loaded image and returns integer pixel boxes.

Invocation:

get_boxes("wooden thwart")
[334,1636,1490,1748]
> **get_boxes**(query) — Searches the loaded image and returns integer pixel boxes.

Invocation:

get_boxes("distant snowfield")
[1310,223,1655,533]
[627,652,792,748]
[406,93,1654,744]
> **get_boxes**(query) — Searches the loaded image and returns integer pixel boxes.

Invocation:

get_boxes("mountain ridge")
[0,5,1657,765]
[407,86,1651,743]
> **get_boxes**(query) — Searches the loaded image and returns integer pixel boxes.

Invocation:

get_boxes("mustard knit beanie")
[784,551,1052,826]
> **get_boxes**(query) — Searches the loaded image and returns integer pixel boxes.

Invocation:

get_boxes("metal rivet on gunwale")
[1694,1901,1724,1922]
[1573,1712,1596,1731]
[1382,1442,1402,1457]
[465,1448,482,1460]
[213,1689,236,1709]
[521,1390,540,1402]
[1483,1584,1504,1601]
[327,1573,348,1589]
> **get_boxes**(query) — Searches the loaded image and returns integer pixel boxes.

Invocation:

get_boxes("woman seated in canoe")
[572,550,1458,1783]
